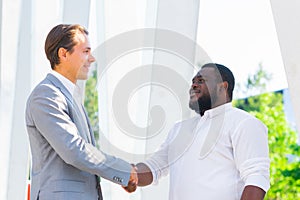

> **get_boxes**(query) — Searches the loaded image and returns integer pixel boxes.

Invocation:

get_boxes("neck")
[200,101,231,116]
[54,68,77,84]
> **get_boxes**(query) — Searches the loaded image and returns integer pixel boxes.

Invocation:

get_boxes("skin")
[241,185,266,200]
[136,162,153,186]
[122,165,138,192]
[189,67,229,115]
[128,66,266,199]
[54,32,95,83]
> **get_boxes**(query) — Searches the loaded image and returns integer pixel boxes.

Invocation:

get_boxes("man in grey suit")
[25,24,137,200]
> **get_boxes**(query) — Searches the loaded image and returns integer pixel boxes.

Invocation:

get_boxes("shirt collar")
[202,102,233,119]
[50,70,76,97]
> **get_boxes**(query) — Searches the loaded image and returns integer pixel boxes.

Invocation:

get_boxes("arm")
[232,117,270,194]
[122,162,152,193]
[136,162,153,186]
[240,185,265,200]
[122,165,138,193]
[123,121,184,193]
[28,85,132,186]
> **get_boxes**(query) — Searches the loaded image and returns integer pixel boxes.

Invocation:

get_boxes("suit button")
[113,176,123,182]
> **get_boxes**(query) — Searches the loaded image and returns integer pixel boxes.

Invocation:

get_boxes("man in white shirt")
[129,63,270,200]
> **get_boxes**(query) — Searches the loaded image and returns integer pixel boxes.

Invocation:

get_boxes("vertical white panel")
[0,0,2,89]
[62,0,91,103]
[0,0,5,198]
[7,0,32,199]
[32,0,62,84]
[96,1,149,199]
[140,0,201,199]
[0,0,22,198]
[270,0,300,138]
[63,0,90,27]
[94,1,201,199]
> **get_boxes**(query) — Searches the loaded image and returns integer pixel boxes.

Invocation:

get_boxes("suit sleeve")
[27,84,131,186]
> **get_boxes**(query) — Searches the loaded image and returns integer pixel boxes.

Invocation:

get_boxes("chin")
[189,101,200,113]
[78,75,88,80]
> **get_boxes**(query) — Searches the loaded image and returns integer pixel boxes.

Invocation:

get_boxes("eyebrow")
[194,73,205,78]
[192,75,204,81]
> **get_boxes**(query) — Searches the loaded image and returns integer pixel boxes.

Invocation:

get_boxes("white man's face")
[67,32,95,81]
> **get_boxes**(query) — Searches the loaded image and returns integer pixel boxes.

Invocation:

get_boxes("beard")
[189,95,212,116]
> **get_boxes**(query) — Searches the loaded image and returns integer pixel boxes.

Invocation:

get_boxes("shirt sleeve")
[232,117,270,192]
[144,123,181,184]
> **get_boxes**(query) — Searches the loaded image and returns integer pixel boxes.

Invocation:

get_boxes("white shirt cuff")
[244,175,270,192]
[144,160,159,185]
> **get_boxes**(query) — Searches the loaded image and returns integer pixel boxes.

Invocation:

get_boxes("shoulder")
[165,116,200,140]
[26,77,68,111]
[229,107,260,121]
[229,107,267,133]
[172,116,199,130]
[28,77,64,101]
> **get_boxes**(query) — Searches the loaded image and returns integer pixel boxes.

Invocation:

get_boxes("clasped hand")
[122,164,138,193]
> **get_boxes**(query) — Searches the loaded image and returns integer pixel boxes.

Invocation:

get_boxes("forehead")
[74,32,90,47]
[193,67,216,79]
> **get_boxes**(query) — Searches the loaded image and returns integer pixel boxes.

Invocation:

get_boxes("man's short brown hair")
[44,24,88,69]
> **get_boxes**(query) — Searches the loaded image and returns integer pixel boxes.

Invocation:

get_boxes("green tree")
[235,63,272,97]
[84,68,99,143]
[233,67,300,199]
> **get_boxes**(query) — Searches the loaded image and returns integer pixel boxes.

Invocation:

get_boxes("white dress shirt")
[50,70,75,96]
[146,103,270,200]
[50,70,92,143]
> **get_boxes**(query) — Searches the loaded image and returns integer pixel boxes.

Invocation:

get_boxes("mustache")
[189,89,200,95]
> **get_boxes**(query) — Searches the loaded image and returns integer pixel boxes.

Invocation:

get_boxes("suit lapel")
[46,73,73,103]
[46,73,94,144]
[81,106,96,146]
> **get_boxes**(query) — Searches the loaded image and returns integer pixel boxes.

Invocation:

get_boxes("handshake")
[122,163,153,193]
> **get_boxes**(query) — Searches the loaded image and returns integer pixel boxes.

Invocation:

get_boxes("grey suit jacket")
[25,74,131,200]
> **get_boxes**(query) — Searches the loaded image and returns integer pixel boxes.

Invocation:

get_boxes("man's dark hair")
[44,24,88,69]
[201,63,235,101]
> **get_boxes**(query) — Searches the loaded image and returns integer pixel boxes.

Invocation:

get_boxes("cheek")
[206,84,217,94]
[82,54,89,61]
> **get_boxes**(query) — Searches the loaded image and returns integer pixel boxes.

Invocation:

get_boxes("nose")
[89,54,96,63]
[191,82,198,89]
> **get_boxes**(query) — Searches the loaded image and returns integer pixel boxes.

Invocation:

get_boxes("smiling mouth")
[190,90,200,98]
[83,66,90,71]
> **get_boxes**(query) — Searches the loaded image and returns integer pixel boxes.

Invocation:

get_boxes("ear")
[218,81,228,92]
[57,47,68,61]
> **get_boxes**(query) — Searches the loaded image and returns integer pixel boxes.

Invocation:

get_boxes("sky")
[197,0,287,98]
